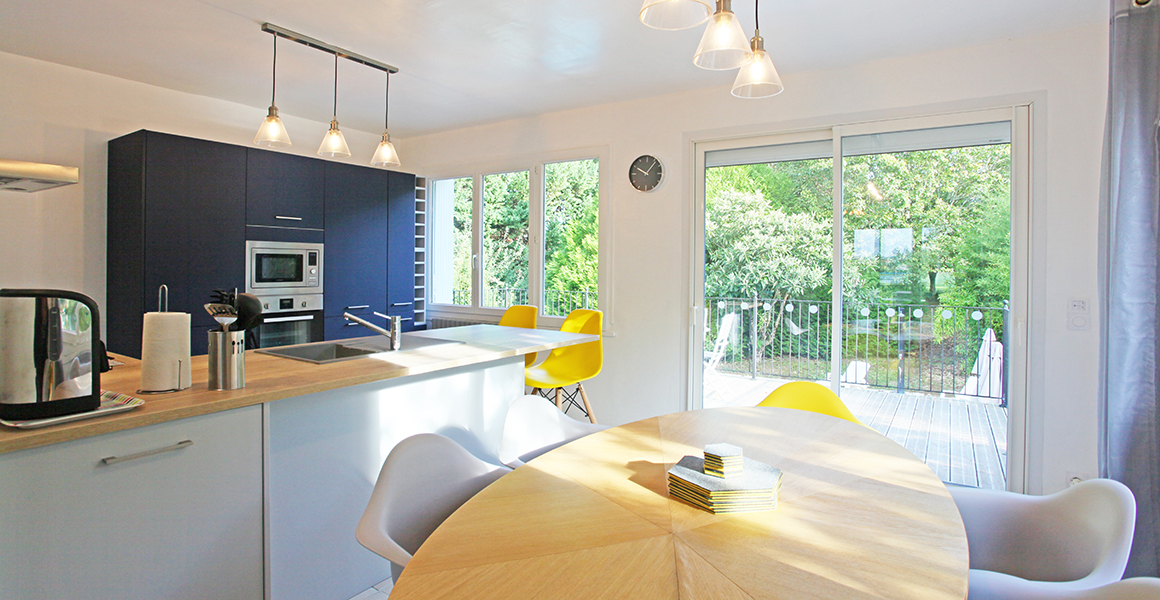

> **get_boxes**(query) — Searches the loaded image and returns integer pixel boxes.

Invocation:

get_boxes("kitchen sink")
[256,334,464,364]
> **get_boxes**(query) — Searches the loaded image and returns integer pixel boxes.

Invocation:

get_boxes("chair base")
[530,383,597,424]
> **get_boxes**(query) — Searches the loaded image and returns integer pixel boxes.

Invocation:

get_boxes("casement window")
[429,150,609,325]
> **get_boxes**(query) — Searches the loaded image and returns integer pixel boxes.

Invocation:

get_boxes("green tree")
[482,171,530,302]
[544,159,599,296]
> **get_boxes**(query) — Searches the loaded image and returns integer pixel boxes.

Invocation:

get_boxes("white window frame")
[425,146,613,331]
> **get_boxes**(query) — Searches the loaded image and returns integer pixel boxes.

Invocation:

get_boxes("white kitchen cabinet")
[0,405,264,600]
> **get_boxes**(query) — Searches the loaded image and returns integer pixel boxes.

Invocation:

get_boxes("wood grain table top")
[391,407,969,600]
[0,325,596,454]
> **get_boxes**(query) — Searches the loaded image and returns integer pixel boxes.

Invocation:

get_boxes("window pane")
[430,177,473,306]
[543,158,599,317]
[703,151,835,399]
[482,171,529,309]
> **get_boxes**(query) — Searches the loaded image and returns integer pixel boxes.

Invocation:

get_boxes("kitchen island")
[0,325,597,600]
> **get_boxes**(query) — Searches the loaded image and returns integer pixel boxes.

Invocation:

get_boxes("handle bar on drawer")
[101,440,193,466]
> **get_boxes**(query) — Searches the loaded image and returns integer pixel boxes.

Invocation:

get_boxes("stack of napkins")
[703,443,744,478]
[667,445,782,514]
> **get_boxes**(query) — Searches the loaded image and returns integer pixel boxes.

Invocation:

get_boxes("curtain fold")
[1099,0,1160,578]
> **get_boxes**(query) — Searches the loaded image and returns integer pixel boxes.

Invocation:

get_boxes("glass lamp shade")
[370,132,401,168]
[253,106,291,147]
[317,120,351,158]
[731,47,784,99]
[639,0,713,30]
[693,10,751,70]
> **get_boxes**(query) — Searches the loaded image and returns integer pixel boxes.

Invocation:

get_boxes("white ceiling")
[0,0,1105,138]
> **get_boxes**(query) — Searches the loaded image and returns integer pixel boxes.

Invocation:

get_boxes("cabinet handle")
[344,322,360,327]
[346,305,370,310]
[101,439,193,466]
[400,317,413,322]
[275,215,303,221]
[390,302,413,307]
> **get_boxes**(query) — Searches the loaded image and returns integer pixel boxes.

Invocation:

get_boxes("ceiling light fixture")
[693,0,751,70]
[639,0,713,30]
[731,0,783,99]
[253,34,291,147]
[258,24,400,164]
[318,53,351,158]
[370,71,401,168]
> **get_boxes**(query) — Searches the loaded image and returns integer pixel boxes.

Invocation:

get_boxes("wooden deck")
[704,373,1008,489]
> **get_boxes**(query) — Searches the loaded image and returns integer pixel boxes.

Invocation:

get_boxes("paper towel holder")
[137,283,191,395]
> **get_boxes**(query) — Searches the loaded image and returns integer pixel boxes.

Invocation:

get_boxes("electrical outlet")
[1070,299,1088,313]
[1069,476,1084,487]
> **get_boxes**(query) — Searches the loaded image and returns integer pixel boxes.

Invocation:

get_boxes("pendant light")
[693,0,751,70]
[731,0,783,99]
[370,72,401,168]
[318,53,351,158]
[639,0,713,30]
[254,34,291,147]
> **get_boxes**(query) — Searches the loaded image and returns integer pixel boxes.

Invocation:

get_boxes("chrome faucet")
[342,312,401,350]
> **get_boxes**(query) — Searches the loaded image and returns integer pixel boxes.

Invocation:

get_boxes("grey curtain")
[1099,0,1160,578]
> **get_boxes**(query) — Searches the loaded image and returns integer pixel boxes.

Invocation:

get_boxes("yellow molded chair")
[499,305,539,367]
[525,309,602,424]
[756,381,863,425]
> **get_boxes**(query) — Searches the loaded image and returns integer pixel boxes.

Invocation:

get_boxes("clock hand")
[644,161,656,175]
[635,167,650,175]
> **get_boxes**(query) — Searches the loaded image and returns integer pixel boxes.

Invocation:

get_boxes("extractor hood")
[0,159,79,192]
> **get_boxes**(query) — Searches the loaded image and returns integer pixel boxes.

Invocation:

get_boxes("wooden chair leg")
[577,383,597,424]
[531,387,541,397]
[554,387,563,411]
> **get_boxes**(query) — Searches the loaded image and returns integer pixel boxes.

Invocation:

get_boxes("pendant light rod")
[270,35,277,106]
[332,53,338,118]
[384,72,390,130]
[261,23,398,74]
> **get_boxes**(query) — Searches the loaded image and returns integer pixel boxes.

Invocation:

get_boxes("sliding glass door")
[694,109,1028,491]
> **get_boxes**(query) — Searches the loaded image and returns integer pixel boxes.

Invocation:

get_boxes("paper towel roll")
[140,312,191,392]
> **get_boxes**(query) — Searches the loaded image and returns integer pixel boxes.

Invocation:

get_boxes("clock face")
[629,155,663,192]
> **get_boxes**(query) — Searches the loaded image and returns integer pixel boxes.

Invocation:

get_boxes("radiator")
[427,316,491,329]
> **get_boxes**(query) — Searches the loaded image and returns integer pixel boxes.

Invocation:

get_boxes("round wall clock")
[629,155,663,192]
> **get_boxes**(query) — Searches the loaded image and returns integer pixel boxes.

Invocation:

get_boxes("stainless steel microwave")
[245,240,323,294]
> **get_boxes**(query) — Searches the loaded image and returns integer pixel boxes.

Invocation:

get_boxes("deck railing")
[449,288,599,317]
[705,296,1009,404]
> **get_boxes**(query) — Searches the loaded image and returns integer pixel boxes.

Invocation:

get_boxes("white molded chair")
[356,433,510,581]
[1041,578,1160,600]
[948,478,1136,600]
[498,394,609,468]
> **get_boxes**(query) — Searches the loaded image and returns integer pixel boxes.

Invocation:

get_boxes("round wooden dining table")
[389,406,969,599]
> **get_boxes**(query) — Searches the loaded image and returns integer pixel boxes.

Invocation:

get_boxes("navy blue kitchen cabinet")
[246,149,325,234]
[323,162,388,319]
[323,315,372,341]
[387,171,416,332]
[107,130,247,358]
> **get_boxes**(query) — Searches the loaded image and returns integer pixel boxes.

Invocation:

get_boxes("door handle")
[101,440,193,466]
[263,315,315,323]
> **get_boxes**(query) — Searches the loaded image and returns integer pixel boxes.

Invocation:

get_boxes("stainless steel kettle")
[0,289,102,420]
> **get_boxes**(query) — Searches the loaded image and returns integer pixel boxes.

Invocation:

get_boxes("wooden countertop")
[0,325,597,455]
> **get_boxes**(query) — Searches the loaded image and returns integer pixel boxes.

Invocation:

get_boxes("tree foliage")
[705,144,1012,309]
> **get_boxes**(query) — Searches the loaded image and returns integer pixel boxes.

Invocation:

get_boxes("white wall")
[0,50,383,309]
[399,24,1110,494]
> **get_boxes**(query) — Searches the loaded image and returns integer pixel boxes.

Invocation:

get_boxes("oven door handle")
[263,315,316,324]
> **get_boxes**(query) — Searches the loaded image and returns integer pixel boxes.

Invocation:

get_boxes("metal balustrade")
[448,288,599,317]
[705,296,1009,404]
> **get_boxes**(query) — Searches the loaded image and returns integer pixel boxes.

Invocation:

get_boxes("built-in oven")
[246,240,323,294]
[245,240,326,349]
[247,293,324,349]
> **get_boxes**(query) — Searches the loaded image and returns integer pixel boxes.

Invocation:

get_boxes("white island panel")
[267,355,523,600]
